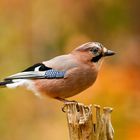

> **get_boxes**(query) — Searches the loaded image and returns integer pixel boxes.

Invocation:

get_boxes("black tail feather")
[0,81,7,87]
[0,80,13,88]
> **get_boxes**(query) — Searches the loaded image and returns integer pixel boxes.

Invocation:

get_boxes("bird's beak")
[103,48,116,57]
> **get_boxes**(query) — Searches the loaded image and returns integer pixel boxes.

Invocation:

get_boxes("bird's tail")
[0,79,29,88]
[0,71,46,89]
[0,80,13,88]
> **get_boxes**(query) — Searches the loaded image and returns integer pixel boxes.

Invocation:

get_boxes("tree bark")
[63,102,114,140]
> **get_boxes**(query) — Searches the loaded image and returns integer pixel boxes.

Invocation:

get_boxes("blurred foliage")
[0,0,140,140]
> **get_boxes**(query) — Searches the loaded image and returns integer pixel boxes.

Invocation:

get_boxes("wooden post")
[63,102,114,140]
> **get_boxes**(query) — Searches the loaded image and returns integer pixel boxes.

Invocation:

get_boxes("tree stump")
[63,102,114,140]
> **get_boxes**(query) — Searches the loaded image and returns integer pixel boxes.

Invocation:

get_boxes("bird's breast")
[34,65,98,98]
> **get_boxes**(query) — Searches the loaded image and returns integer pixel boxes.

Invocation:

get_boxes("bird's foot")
[55,97,80,112]
[55,97,77,103]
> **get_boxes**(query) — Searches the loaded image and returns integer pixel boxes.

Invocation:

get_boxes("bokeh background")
[0,0,140,140]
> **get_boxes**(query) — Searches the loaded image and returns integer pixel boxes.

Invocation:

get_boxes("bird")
[0,42,115,102]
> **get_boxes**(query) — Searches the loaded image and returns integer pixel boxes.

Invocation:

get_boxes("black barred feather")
[45,69,65,79]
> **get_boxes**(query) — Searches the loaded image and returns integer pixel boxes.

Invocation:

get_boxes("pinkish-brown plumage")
[35,60,98,98]
[0,42,115,101]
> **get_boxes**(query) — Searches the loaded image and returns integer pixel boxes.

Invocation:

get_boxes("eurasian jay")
[0,42,115,102]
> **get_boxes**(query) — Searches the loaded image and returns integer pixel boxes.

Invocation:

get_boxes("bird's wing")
[4,63,66,80]
[4,54,78,81]
[42,54,78,71]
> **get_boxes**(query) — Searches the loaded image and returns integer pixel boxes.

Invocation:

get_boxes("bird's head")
[73,42,115,63]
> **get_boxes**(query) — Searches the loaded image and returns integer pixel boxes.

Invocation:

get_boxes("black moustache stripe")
[91,53,103,62]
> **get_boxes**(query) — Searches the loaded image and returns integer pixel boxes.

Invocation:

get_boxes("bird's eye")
[91,47,100,55]
[93,48,99,53]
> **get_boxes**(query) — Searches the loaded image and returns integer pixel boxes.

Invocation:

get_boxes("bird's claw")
[55,97,80,112]
[62,100,80,112]
[62,105,67,112]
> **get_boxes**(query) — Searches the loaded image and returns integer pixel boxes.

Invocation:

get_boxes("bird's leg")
[55,97,78,104]
[55,97,80,112]
[55,97,71,103]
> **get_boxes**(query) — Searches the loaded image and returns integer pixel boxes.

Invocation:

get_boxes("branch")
[63,102,114,140]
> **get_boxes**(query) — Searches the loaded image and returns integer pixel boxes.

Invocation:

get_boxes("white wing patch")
[34,66,41,71]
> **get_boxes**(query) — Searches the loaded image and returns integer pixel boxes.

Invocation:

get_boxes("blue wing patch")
[45,69,65,79]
